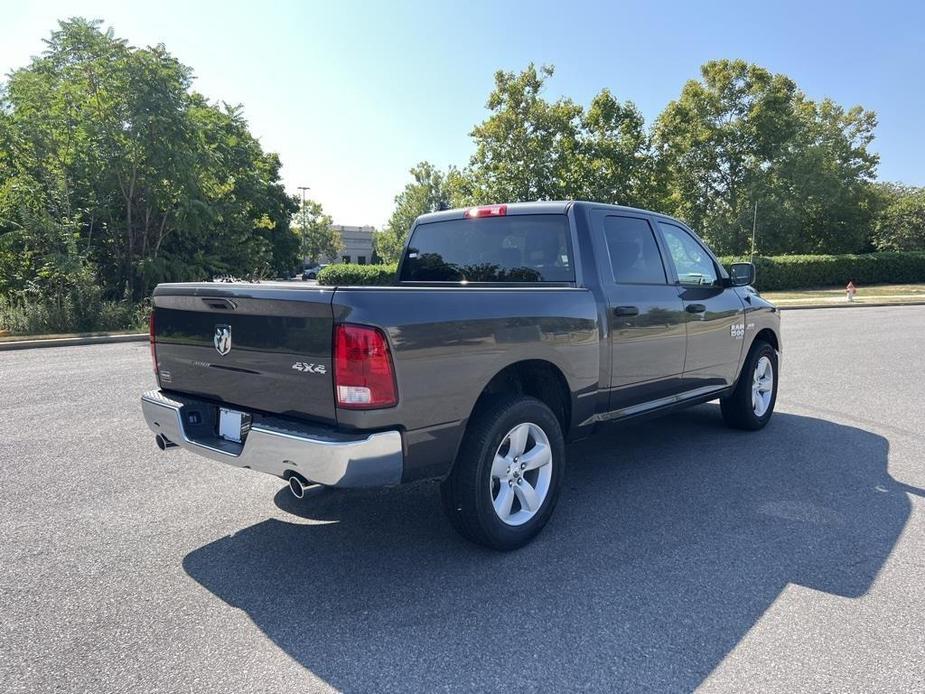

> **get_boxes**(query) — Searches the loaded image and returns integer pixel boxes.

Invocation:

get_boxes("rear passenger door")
[655,221,746,390]
[590,211,687,412]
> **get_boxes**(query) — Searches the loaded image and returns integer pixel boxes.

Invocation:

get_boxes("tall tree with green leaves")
[755,98,879,254]
[652,60,801,253]
[465,64,583,203]
[0,18,299,303]
[375,161,453,263]
[575,88,652,206]
[293,199,340,264]
[871,183,925,251]
[460,64,653,208]
[652,59,878,254]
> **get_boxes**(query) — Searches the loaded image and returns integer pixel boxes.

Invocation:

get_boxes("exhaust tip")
[155,434,175,451]
[288,474,308,499]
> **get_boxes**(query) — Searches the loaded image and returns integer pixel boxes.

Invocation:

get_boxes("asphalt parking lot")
[2,305,924,692]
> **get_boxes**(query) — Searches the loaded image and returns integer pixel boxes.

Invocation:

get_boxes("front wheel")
[440,395,565,550]
[720,340,778,430]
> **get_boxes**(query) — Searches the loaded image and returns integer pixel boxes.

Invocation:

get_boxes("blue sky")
[2,0,923,226]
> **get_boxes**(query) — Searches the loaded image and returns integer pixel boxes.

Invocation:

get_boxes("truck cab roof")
[414,200,686,226]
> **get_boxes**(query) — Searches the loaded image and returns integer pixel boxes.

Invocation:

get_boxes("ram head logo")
[214,325,232,356]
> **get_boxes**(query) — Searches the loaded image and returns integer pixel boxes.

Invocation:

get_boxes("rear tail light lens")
[149,310,158,375]
[464,204,507,219]
[334,324,397,409]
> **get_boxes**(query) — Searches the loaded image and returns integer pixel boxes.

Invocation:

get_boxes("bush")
[719,252,925,291]
[0,274,148,336]
[0,293,145,335]
[317,263,397,286]
[313,256,925,292]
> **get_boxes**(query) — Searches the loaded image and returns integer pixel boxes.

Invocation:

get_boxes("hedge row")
[316,253,925,291]
[316,263,397,286]
[718,252,925,291]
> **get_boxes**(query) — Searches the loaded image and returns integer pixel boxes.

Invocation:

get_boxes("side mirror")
[728,262,756,287]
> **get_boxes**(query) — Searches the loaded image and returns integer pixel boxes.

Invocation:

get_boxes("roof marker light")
[464,204,507,219]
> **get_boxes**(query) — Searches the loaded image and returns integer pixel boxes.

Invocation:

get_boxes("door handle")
[685,303,707,313]
[613,305,639,317]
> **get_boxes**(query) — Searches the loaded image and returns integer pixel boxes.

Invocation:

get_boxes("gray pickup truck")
[142,201,780,549]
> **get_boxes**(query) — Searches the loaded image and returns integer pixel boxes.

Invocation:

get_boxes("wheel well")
[754,328,779,353]
[471,360,572,437]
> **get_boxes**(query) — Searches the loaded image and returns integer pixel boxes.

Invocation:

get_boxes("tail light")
[149,310,158,375]
[464,204,507,218]
[334,324,397,409]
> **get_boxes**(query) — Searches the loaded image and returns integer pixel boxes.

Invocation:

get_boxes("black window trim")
[600,213,670,287]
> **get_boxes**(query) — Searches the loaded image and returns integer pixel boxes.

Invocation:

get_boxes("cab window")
[657,222,719,287]
[601,216,667,285]
[400,215,574,283]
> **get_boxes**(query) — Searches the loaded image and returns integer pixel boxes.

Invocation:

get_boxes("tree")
[375,161,452,263]
[293,199,340,265]
[756,98,879,254]
[574,88,652,206]
[460,64,653,209]
[652,59,878,255]
[465,64,583,203]
[652,60,801,253]
[0,18,299,304]
[871,184,925,251]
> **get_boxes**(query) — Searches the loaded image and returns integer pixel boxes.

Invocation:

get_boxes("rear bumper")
[141,389,403,487]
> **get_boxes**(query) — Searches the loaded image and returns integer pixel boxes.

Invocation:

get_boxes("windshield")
[399,214,574,283]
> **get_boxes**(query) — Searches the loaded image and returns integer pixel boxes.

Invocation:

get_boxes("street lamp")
[297,186,310,266]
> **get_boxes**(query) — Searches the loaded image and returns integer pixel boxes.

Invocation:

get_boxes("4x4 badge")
[214,324,232,356]
[292,362,327,375]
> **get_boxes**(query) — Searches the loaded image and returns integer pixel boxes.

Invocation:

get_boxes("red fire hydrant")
[846,281,857,302]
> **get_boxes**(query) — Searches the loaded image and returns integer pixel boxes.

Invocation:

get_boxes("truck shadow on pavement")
[183,405,916,691]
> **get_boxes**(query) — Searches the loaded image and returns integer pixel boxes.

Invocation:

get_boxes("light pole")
[297,186,310,266]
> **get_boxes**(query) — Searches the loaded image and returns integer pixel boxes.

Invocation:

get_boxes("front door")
[655,221,746,390]
[590,211,687,413]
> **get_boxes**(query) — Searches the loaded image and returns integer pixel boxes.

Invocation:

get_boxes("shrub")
[719,252,925,291]
[0,273,148,336]
[314,256,925,292]
[317,263,397,286]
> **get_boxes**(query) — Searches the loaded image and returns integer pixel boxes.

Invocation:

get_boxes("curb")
[777,300,925,311]
[0,333,147,351]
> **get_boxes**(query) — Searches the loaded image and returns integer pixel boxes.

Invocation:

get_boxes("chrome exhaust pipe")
[155,434,176,451]
[288,473,310,499]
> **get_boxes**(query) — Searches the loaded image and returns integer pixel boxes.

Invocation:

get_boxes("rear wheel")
[720,340,778,430]
[440,395,565,550]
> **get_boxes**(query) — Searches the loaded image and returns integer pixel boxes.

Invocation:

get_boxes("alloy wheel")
[489,422,553,526]
[752,355,774,417]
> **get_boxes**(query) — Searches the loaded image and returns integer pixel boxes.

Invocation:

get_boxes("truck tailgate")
[152,284,336,423]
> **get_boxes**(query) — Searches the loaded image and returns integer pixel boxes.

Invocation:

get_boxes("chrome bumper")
[141,390,403,487]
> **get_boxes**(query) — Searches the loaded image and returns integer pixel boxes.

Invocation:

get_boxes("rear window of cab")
[399,214,574,283]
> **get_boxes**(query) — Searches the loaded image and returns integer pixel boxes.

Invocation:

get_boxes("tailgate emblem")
[214,324,232,356]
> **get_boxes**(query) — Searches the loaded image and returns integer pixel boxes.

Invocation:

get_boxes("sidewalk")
[762,283,925,310]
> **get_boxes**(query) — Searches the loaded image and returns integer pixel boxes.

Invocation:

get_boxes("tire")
[440,395,565,550]
[720,339,778,430]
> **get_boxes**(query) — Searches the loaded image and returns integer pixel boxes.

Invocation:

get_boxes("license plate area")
[218,408,252,443]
